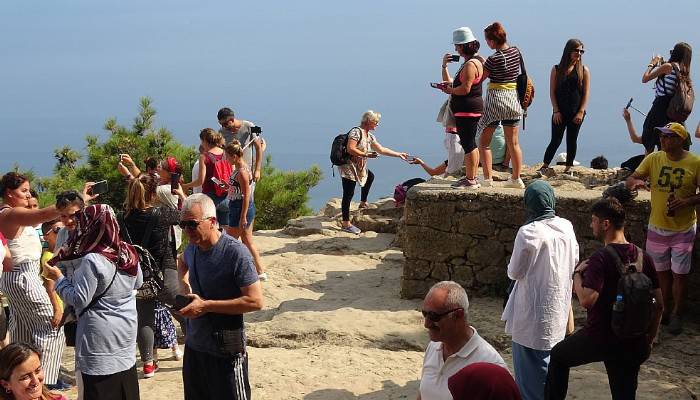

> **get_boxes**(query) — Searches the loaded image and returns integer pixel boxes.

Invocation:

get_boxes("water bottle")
[613,294,625,312]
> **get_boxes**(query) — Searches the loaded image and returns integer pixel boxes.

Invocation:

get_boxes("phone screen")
[90,180,108,195]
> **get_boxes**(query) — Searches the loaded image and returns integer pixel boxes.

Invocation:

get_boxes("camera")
[251,126,262,134]
[450,55,460,62]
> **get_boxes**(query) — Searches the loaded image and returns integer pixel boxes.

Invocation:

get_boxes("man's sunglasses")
[421,307,463,322]
[179,218,211,230]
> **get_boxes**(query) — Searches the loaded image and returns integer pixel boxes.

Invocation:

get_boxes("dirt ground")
[57,226,699,399]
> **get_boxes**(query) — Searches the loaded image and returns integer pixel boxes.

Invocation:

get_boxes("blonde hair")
[224,139,244,158]
[199,128,224,148]
[125,173,159,215]
[361,110,381,126]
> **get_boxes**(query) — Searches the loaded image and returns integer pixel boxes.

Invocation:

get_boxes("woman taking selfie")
[541,39,590,174]
[641,42,693,153]
[0,343,67,400]
[439,27,485,189]
[0,173,93,390]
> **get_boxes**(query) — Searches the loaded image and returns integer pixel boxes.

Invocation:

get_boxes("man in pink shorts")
[628,122,700,335]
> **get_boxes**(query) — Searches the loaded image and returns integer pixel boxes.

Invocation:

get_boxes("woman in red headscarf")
[448,362,521,400]
[44,204,143,399]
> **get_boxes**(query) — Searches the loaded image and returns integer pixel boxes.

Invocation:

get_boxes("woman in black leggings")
[542,38,590,174]
[338,110,408,234]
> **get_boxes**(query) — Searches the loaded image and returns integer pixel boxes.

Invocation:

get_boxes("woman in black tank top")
[542,39,590,174]
[439,27,485,189]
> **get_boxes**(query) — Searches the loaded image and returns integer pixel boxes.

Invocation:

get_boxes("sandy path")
[57,227,698,399]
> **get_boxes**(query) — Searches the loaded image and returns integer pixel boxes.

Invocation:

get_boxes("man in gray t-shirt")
[177,194,263,400]
[217,107,264,182]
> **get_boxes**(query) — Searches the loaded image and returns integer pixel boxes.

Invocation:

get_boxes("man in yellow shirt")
[627,122,700,335]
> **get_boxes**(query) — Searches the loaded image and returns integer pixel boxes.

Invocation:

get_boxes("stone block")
[467,239,505,267]
[403,226,472,262]
[455,212,496,236]
[452,265,475,288]
[353,214,397,234]
[400,278,436,299]
[474,263,509,287]
[404,201,455,232]
[402,259,432,280]
[430,263,451,281]
[497,227,518,242]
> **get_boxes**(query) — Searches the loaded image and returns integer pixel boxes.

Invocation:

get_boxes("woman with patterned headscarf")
[44,204,143,400]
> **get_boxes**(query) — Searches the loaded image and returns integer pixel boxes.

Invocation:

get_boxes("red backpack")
[207,152,232,197]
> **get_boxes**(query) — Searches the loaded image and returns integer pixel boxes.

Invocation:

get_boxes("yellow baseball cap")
[655,122,689,140]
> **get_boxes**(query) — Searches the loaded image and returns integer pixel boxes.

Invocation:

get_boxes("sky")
[1,1,699,209]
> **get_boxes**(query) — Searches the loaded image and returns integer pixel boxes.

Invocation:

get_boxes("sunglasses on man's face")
[421,307,463,322]
[179,218,211,230]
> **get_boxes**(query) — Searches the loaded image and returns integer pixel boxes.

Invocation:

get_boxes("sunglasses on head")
[421,307,463,322]
[179,218,211,230]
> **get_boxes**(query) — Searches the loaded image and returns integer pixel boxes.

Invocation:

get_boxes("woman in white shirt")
[502,180,578,400]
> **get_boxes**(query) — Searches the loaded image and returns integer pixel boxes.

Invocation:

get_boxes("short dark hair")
[144,157,159,171]
[217,107,235,121]
[29,189,38,199]
[41,219,60,235]
[0,172,28,199]
[590,155,608,169]
[591,197,625,229]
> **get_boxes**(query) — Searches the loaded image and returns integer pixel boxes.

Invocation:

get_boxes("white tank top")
[0,208,42,265]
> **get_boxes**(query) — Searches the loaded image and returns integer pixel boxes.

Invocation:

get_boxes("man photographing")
[218,107,264,183]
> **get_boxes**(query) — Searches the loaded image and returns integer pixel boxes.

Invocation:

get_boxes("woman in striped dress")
[0,172,67,387]
[477,22,525,189]
[641,42,693,154]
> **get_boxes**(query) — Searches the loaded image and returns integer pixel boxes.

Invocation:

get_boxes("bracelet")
[553,111,560,114]
[442,65,447,68]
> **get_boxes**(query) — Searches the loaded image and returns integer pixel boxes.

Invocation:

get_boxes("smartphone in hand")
[449,54,460,62]
[88,180,109,196]
[430,82,448,90]
[210,177,228,189]
[172,294,194,311]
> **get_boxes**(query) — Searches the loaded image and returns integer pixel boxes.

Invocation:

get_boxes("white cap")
[555,152,581,166]
[453,27,476,45]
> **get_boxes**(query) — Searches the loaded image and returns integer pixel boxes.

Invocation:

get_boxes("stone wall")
[400,181,700,303]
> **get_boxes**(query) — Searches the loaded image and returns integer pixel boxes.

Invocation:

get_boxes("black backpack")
[119,209,164,301]
[330,127,359,167]
[605,245,654,339]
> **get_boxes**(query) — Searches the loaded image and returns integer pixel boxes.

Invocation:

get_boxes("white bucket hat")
[453,27,476,45]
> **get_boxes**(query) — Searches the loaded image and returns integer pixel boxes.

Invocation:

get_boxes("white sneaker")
[504,177,525,189]
[258,272,269,282]
[481,178,493,187]
[172,346,183,361]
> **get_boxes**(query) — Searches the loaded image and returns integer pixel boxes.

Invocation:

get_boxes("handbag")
[60,268,118,347]
[513,47,535,129]
[120,209,164,300]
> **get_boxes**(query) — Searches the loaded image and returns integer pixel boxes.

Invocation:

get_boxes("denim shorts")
[205,192,229,226]
[228,199,256,228]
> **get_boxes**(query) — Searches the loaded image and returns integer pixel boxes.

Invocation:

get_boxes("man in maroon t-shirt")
[545,198,663,400]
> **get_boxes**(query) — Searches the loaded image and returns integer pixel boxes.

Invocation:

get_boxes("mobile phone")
[172,294,194,311]
[89,180,108,196]
[211,177,227,189]
[450,54,460,62]
[250,126,262,134]
[430,82,448,90]
[625,98,633,110]
[367,151,378,157]
[406,155,416,162]
[170,172,181,195]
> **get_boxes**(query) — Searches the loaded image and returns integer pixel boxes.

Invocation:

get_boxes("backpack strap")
[603,244,627,276]
[513,46,527,75]
[632,245,644,273]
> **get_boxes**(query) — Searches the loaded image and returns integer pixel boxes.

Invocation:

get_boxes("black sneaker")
[668,315,683,335]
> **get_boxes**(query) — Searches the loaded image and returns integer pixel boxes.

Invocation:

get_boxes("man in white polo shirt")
[418,281,507,400]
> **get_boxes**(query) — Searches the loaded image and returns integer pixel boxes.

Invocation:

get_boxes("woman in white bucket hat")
[438,27,486,190]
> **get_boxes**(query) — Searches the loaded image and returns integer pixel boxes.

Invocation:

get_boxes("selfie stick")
[626,98,647,117]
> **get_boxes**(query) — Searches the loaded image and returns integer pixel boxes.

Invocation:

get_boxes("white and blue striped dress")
[0,212,65,385]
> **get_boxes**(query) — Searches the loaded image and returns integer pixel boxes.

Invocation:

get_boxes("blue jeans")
[512,341,550,400]
[228,199,256,228]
